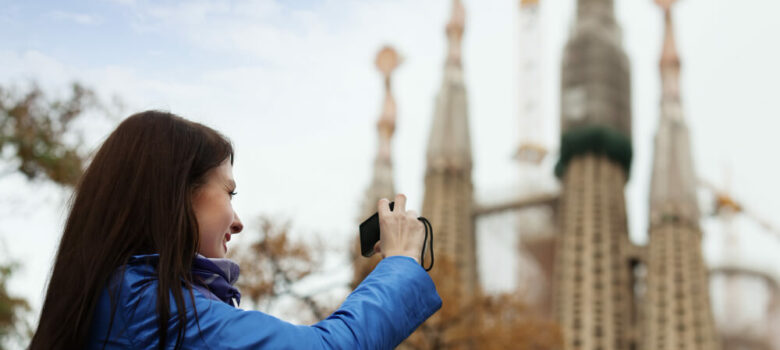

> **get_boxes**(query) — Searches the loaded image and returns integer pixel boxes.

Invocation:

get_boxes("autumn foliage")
[0,83,100,186]
[1,82,105,348]
[399,257,563,350]
[0,262,30,348]
[233,218,562,349]
[228,216,337,322]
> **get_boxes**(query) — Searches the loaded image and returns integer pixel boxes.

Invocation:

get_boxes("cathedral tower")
[642,1,720,349]
[553,0,635,348]
[421,0,478,296]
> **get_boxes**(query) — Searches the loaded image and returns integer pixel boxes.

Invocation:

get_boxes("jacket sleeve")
[178,256,441,350]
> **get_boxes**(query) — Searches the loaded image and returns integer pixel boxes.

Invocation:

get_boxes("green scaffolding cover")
[554,125,632,179]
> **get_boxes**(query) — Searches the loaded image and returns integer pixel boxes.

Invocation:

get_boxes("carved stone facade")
[554,152,636,350]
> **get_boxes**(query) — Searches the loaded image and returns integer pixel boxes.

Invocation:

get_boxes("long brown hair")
[29,111,234,350]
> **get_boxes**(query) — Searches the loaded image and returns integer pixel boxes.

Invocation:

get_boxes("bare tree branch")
[229,216,343,323]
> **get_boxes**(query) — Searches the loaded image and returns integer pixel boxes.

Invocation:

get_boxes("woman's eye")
[229,191,238,199]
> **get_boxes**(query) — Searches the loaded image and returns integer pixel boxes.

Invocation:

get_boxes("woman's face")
[192,159,243,258]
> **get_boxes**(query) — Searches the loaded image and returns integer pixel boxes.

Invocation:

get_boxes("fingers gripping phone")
[359,202,393,257]
[359,202,434,271]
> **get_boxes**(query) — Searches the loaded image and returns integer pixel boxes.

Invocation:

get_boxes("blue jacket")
[88,256,441,349]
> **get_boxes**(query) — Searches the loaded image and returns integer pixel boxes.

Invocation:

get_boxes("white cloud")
[46,11,102,25]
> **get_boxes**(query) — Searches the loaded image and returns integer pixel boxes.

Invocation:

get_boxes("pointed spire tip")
[658,0,680,68]
[446,0,465,38]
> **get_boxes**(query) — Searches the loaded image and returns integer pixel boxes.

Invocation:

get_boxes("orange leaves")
[401,257,562,350]
[228,216,335,322]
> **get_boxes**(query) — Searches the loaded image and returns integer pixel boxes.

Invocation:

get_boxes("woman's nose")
[231,212,243,234]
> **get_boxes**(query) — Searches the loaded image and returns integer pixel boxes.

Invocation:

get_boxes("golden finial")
[375,46,401,78]
[520,0,539,6]
[655,0,677,11]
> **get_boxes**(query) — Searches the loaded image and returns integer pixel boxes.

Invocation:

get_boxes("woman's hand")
[373,194,425,262]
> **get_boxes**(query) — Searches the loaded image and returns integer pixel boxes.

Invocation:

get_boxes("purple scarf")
[128,254,242,307]
[191,254,242,307]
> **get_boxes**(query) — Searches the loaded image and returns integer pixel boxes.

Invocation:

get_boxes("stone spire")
[360,46,401,217]
[426,0,472,173]
[648,0,699,225]
[659,0,681,111]
[421,0,477,296]
[643,2,721,349]
[352,46,401,288]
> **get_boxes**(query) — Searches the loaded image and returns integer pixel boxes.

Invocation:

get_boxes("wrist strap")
[418,217,434,271]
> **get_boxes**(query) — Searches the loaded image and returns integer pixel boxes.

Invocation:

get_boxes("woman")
[29,111,441,349]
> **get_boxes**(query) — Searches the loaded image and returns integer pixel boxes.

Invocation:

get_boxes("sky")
[1,0,779,330]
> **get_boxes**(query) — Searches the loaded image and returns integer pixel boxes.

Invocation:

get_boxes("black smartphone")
[359,201,394,257]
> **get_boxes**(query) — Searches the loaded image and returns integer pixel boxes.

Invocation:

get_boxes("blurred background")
[1,0,779,349]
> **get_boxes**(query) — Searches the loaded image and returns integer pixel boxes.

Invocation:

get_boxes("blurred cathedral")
[353,0,778,349]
